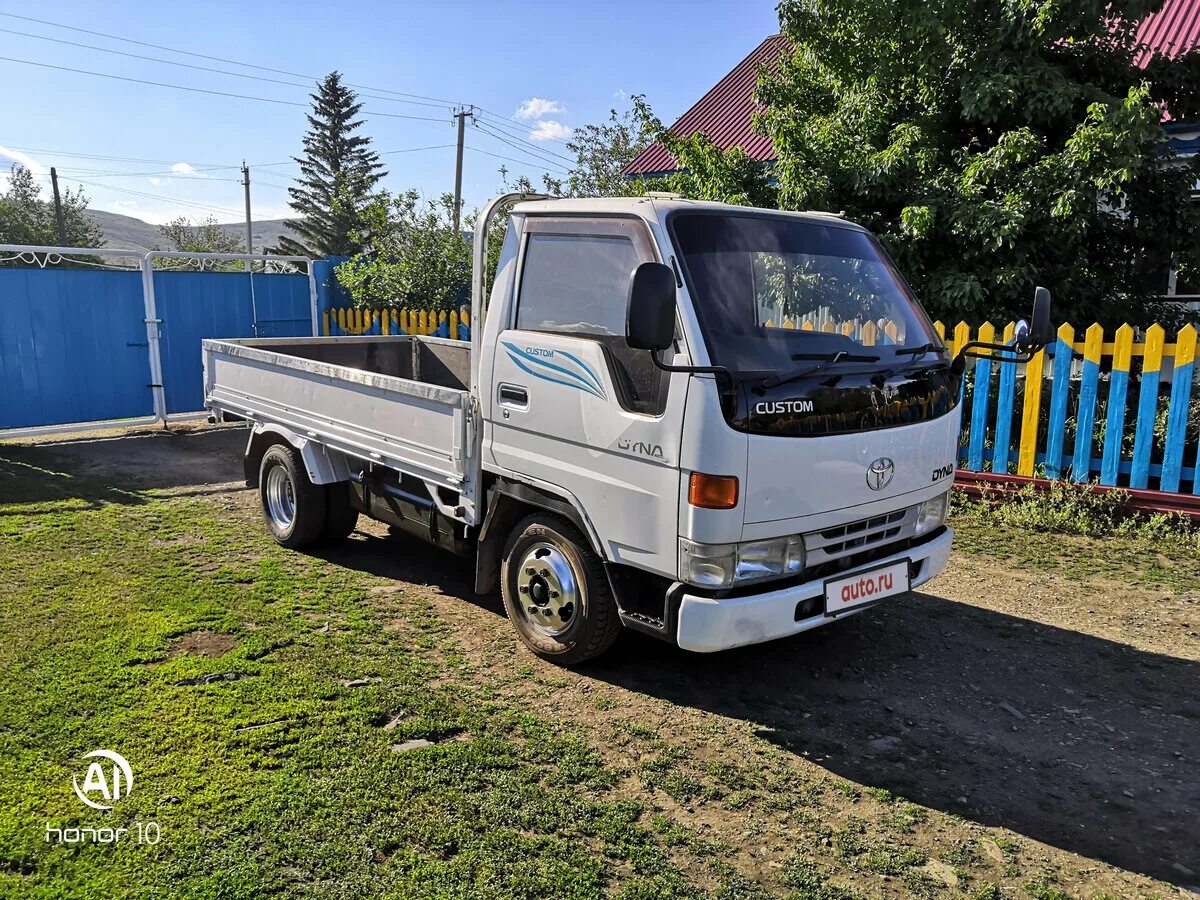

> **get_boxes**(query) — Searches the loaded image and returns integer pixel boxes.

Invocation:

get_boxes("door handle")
[498,383,529,406]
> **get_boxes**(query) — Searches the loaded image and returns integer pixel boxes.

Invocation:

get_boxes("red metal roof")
[623,34,790,177]
[624,5,1200,177]
[1135,0,1200,65]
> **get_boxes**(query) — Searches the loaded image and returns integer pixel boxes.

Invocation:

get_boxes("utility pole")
[452,106,475,240]
[49,167,67,246]
[241,161,254,272]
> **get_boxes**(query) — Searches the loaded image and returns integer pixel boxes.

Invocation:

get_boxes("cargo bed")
[203,334,474,493]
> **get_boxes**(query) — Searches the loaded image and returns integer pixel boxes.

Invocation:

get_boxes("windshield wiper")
[869,344,950,385]
[757,350,880,392]
[892,342,943,359]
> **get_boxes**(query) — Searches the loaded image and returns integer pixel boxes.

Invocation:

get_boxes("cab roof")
[509,196,864,231]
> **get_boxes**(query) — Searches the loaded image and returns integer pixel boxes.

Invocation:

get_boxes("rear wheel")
[500,513,620,665]
[321,482,359,543]
[259,444,326,549]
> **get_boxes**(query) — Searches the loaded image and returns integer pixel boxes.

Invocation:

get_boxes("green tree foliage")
[630,96,777,207]
[276,72,386,259]
[334,191,470,311]
[154,215,245,271]
[159,216,243,253]
[757,0,1200,325]
[555,96,658,197]
[0,164,104,249]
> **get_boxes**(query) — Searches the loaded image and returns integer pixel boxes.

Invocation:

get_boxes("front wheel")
[500,513,621,665]
[259,443,326,549]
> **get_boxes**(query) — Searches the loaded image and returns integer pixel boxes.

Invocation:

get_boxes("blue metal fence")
[0,251,317,432]
[0,267,153,430]
[154,270,311,414]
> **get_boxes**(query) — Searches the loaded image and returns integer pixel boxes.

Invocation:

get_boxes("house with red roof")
[625,1,1200,175]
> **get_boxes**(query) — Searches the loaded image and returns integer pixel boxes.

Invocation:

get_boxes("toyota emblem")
[866,457,895,491]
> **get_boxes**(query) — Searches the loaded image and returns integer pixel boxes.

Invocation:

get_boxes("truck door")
[487,215,686,576]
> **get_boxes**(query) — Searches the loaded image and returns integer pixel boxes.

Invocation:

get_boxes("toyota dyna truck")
[203,193,1051,664]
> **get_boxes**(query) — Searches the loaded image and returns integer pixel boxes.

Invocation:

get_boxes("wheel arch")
[474,477,604,595]
[243,424,354,488]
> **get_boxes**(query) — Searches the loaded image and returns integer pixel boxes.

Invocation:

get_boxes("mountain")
[87,209,299,254]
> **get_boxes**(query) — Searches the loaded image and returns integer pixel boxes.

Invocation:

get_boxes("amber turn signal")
[688,472,739,509]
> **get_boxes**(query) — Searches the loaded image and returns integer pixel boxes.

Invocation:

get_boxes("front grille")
[804,505,918,567]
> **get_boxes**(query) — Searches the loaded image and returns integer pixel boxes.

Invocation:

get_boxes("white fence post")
[138,254,169,423]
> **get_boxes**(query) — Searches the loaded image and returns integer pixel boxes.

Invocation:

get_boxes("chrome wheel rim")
[264,463,296,531]
[516,542,579,636]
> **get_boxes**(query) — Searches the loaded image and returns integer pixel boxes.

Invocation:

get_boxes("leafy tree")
[532,94,770,205]
[334,191,470,311]
[555,96,658,197]
[159,216,243,255]
[0,164,104,249]
[276,72,386,259]
[756,0,1200,325]
[153,215,245,271]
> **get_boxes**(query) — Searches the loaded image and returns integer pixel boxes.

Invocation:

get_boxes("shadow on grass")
[310,522,1199,883]
[587,594,1198,886]
[0,427,247,512]
[311,528,506,620]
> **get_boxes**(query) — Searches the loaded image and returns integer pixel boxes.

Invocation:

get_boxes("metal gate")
[0,245,317,436]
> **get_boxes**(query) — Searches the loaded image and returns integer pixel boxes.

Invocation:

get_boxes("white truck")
[204,193,1051,664]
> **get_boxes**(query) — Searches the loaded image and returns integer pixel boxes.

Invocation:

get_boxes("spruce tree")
[276,72,385,258]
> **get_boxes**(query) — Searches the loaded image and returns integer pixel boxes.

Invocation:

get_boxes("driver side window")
[516,224,669,416]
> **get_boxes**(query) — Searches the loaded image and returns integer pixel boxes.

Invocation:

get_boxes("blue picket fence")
[951,321,1199,495]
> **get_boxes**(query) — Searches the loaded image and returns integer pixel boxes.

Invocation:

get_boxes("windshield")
[669,212,941,372]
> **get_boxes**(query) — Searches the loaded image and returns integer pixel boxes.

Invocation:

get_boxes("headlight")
[914,489,950,537]
[679,535,805,589]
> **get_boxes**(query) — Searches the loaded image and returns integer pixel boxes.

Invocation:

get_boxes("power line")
[474,109,575,153]
[65,176,247,216]
[53,165,244,180]
[0,55,449,122]
[0,26,455,112]
[465,145,570,178]
[0,12,465,108]
[473,123,574,173]
[1,146,230,167]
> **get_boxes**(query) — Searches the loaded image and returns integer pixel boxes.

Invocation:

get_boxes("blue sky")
[0,1,780,226]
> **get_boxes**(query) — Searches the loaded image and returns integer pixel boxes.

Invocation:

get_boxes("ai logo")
[72,749,133,811]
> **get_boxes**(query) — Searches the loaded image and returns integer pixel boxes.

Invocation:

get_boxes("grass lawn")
[0,436,1191,899]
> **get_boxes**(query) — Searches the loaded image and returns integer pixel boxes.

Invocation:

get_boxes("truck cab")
[209,194,1049,665]
[473,196,958,659]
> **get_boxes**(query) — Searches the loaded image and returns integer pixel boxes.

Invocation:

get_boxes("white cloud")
[515,97,564,120]
[170,162,205,177]
[148,177,162,185]
[529,120,573,142]
[0,145,47,188]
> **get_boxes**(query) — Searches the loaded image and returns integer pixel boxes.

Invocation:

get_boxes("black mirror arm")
[649,349,737,412]
[650,349,734,387]
[950,339,1046,376]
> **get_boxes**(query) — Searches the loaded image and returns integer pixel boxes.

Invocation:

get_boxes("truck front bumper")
[675,527,953,653]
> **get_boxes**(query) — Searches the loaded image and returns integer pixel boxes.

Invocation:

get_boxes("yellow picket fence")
[322,306,470,339]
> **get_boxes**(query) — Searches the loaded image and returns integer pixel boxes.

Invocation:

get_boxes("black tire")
[258,443,326,549]
[500,513,621,665]
[321,482,359,543]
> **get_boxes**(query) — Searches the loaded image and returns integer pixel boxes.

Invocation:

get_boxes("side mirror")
[626,261,676,351]
[1016,286,1053,350]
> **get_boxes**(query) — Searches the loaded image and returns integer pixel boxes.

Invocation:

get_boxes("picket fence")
[942,320,1197,494]
[323,306,470,341]
[321,305,1198,496]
